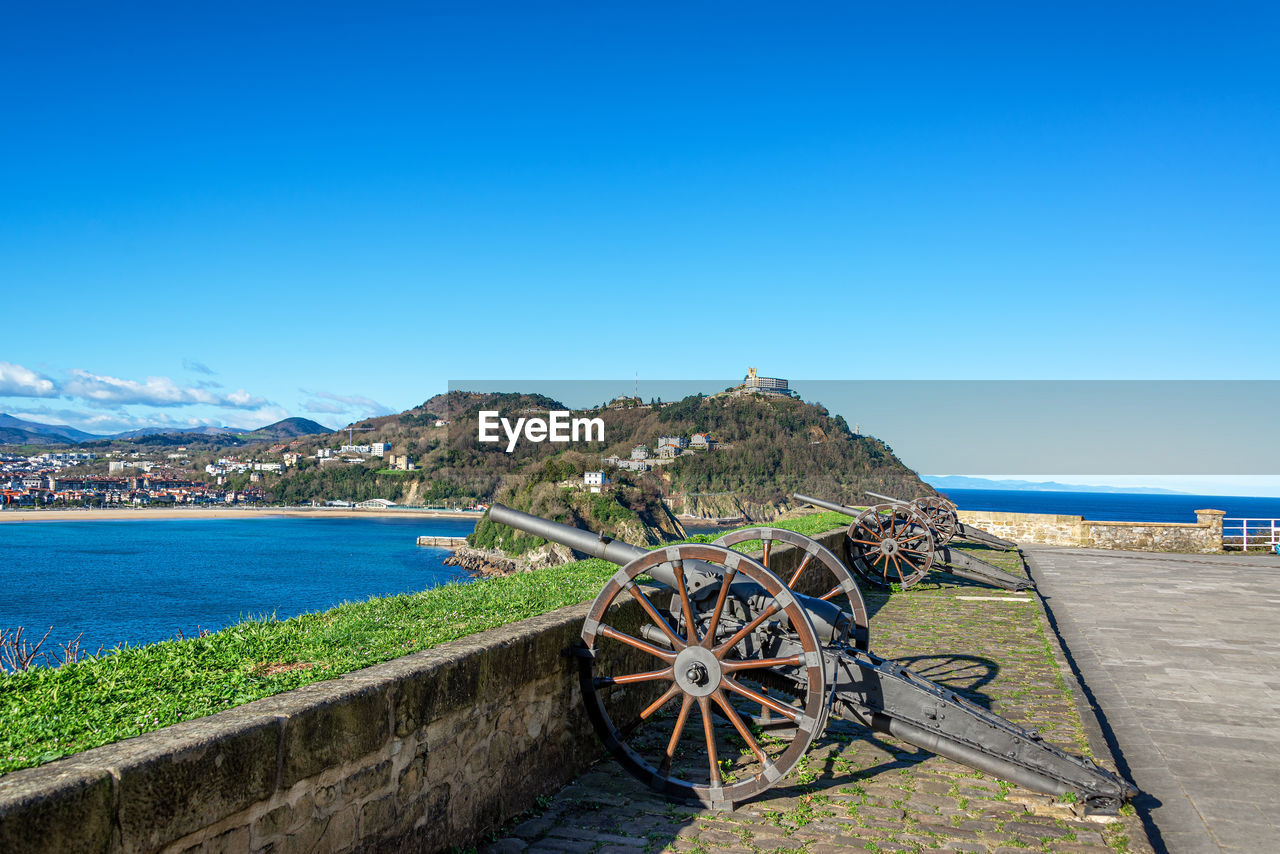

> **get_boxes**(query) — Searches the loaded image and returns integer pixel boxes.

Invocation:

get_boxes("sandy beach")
[0,506,483,523]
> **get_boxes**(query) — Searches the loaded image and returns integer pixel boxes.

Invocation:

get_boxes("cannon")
[487,503,1136,813]
[866,490,1018,550]
[793,494,1029,591]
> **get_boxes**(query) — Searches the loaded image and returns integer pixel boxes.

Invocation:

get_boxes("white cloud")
[221,405,292,431]
[302,398,347,414]
[183,359,215,375]
[0,361,58,398]
[63,370,271,410]
[301,391,393,419]
[11,404,292,435]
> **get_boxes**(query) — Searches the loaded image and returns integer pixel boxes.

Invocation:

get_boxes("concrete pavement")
[1026,547,1280,853]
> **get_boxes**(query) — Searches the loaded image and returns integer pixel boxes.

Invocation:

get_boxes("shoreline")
[0,507,483,523]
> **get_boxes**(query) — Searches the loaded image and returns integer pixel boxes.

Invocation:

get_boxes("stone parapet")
[0,597,655,854]
[956,508,1224,553]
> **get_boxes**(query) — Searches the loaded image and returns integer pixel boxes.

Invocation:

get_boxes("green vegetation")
[0,557,622,774]
[0,511,854,774]
[468,451,676,555]
[239,390,928,512]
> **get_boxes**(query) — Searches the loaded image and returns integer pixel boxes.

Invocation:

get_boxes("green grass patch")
[683,511,851,550]
[0,557,621,775]
[0,509,850,776]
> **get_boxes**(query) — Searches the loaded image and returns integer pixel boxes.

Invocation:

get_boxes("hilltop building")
[737,367,795,397]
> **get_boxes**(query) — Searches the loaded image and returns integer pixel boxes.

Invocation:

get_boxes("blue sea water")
[0,516,476,657]
[936,488,1280,523]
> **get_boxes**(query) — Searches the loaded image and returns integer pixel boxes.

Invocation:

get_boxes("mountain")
[108,425,241,439]
[923,475,1188,495]
[260,390,935,520]
[245,418,334,440]
[0,413,332,447]
[0,414,99,444]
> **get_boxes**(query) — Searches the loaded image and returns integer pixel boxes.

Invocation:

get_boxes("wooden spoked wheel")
[579,543,828,809]
[846,503,936,589]
[911,496,959,546]
[713,527,870,651]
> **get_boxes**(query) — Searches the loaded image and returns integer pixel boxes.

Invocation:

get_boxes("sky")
[2,3,1277,488]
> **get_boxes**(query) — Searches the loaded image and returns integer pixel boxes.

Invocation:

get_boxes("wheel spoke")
[786,553,813,588]
[703,566,738,646]
[890,555,908,584]
[713,601,780,657]
[721,676,801,721]
[818,584,843,602]
[761,538,772,569]
[698,696,721,785]
[627,585,686,650]
[673,560,699,645]
[639,682,683,721]
[659,693,694,776]
[598,624,677,663]
[850,538,884,547]
[712,689,767,766]
[595,666,674,686]
[721,654,803,673]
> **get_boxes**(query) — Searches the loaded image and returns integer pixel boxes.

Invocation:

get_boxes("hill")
[254,390,934,520]
[0,414,97,444]
[467,451,687,557]
[0,414,333,449]
[244,417,333,440]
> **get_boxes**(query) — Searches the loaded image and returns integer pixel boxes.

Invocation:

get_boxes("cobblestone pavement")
[481,550,1151,854]
[1027,547,1280,854]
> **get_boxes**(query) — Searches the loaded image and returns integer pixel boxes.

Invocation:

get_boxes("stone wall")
[0,599,656,854]
[0,529,860,854]
[956,509,1225,553]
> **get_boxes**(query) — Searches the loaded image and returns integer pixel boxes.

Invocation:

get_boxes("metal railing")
[1222,518,1280,551]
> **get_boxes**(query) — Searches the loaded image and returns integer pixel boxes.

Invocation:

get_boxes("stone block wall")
[0,599,656,854]
[956,509,1225,553]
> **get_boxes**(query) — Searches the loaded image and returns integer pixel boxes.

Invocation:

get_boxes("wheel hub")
[673,646,722,697]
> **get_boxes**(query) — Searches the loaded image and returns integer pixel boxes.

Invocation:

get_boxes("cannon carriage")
[487,503,1136,813]
[793,493,1030,591]
[866,490,1018,550]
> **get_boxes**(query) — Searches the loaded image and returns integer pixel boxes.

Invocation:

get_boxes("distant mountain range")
[0,413,333,445]
[0,414,100,445]
[923,475,1187,495]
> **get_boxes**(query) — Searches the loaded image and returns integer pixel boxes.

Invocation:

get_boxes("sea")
[935,488,1280,524]
[0,516,476,661]
[4,492,1278,661]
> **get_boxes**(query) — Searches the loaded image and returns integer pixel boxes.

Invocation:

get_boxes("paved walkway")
[484,549,1150,853]
[1026,547,1280,853]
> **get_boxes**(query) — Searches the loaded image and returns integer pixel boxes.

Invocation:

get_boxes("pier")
[415,535,468,547]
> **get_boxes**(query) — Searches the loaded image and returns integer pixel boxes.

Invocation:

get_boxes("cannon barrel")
[492,503,1135,811]
[489,503,650,566]
[489,502,851,642]
[793,493,863,517]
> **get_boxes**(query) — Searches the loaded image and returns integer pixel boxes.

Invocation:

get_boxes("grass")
[0,511,853,776]
[0,557,623,774]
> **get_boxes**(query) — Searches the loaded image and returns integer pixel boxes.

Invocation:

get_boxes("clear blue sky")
[2,3,1277,484]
